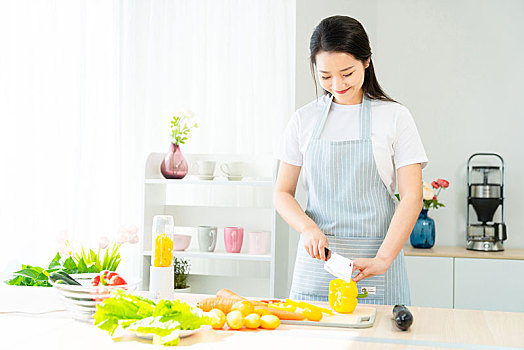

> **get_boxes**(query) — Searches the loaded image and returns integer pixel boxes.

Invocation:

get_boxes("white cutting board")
[280,306,376,328]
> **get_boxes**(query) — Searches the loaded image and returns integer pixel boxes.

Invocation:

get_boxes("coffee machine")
[466,153,507,251]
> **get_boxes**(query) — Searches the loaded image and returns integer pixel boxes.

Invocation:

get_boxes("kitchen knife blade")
[323,248,354,283]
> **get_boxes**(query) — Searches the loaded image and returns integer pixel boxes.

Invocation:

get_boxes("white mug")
[220,161,243,177]
[194,161,216,176]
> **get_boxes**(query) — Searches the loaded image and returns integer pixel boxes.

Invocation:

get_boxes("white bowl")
[173,234,192,251]
[51,273,141,323]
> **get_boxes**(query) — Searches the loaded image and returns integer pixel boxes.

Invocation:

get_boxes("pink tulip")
[127,225,139,235]
[98,236,110,249]
[116,231,129,244]
[128,233,139,244]
[431,181,439,189]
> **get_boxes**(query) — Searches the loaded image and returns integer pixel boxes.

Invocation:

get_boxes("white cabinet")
[454,258,524,312]
[405,256,454,308]
[140,153,289,298]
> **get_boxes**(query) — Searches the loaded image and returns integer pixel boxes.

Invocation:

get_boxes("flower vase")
[410,209,435,249]
[161,143,188,179]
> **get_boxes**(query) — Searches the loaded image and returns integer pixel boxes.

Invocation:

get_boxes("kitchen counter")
[404,245,524,260]
[1,286,523,349]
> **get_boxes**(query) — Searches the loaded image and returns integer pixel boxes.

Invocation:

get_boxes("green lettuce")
[93,289,156,335]
[93,290,211,346]
[127,316,180,337]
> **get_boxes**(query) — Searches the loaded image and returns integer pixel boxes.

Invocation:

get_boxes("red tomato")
[109,275,127,286]
[91,275,101,286]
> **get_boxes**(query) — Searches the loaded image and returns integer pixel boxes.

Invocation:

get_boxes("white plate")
[134,327,201,339]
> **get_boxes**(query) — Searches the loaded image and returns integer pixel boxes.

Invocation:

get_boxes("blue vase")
[410,209,435,248]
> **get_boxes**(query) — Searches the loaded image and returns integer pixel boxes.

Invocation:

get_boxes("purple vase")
[161,143,188,179]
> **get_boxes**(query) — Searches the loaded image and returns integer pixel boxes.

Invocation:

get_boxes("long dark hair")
[310,15,397,103]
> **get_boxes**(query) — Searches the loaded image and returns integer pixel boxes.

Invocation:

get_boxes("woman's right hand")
[302,226,329,261]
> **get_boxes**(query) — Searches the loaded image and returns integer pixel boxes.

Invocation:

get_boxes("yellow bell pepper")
[268,302,297,312]
[329,279,358,313]
[285,299,333,315]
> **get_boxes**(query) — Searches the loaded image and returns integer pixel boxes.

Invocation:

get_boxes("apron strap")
[360,94,372,140]
[311,95,333,140]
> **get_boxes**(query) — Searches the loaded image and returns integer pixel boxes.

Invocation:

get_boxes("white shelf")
[140,152,289,297]
[143,250,272,262]
[145,178,273,187]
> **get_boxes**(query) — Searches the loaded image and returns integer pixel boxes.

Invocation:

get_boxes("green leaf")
[102,249,110,270]
[48,252,62,270]
[5,275,24,285]
[62,257,78,274]
[87,264,100,273]
[14,268,43,280]
[127,316,180,337]
[77,258,88,273]
[153,330,180,346]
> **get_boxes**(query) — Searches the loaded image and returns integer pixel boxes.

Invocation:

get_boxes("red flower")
[432,195,437,200]
[431,181,439,189]
[437,179,450,188]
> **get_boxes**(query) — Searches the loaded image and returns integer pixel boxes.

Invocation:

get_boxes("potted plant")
[173,257,191,293]
[160,109,198,179]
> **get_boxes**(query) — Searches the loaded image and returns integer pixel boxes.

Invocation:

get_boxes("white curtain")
[0,0,295,277]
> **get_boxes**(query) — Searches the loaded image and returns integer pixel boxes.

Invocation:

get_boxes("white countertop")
[1,285,524,349]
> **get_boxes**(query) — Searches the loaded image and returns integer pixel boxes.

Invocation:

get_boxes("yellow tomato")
[226,310,244,330]
[260,315,280,329]
[244,313,261,329]
[209,308,226,330]
[302,308,323,322]
[231,300,255,317]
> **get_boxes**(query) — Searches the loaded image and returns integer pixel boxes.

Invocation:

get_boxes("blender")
[466,153,507,251]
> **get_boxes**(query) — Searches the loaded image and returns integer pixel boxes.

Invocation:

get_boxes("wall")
[292,0,524,251]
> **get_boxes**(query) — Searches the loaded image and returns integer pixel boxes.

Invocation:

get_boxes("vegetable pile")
[4,245,123,287]
[93,290,211,346]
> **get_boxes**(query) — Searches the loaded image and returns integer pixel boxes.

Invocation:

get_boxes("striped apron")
[289,94,410,305]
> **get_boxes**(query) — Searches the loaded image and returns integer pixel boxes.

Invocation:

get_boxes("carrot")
[196,297,239,313]
[255,306,306,321]
[215,288,267,307]
[216,288,244,300]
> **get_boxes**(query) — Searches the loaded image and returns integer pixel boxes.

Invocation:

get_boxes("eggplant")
[392,304,413,331]
[49,271,81,285]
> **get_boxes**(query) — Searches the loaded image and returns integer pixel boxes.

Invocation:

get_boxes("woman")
[274,16,427,304]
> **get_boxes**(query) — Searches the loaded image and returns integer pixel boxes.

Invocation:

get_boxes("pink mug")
[247,231,270,255]
[224,227,244,253]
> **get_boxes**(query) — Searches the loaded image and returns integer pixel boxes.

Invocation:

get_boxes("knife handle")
[392,304,413,331]
[324,247,331,259]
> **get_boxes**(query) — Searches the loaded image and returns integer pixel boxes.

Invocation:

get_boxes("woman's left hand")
[351,257,390,282]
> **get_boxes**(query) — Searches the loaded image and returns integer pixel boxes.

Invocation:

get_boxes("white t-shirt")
[276,94,428,199]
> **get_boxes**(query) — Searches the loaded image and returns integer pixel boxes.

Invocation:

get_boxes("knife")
[323,248,354,283]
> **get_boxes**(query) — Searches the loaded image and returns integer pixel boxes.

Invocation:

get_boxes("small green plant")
[170,109,198,145]
[173,257,190,289]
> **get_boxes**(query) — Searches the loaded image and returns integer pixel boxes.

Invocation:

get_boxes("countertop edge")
[403,245,524,260]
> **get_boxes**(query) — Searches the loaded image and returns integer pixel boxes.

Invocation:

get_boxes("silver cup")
[198,226,217,252]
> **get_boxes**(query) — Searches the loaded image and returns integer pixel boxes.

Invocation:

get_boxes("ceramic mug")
[220,162,243,177]
[247,231,270,255]
[224,227,244,253]
[198,226,217,252]
[194,161,216,176]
